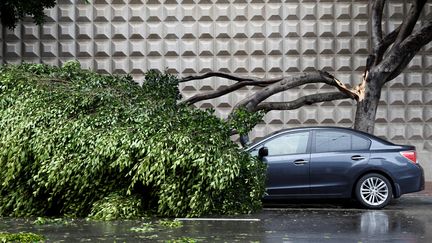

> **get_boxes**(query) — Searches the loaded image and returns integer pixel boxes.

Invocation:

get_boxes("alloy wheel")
[360,177,389,206]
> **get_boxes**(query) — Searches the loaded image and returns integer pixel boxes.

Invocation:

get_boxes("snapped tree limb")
[255,92,351,112]
[180,71,361,112]
[180,79,281,105]
[179,71,282,84]
[234,71,358,112]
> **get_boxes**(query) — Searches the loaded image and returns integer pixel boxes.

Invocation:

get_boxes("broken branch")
[180,78,281,105]
[234,71,359,112]
[179,71,283,84]
[255,92,351,112]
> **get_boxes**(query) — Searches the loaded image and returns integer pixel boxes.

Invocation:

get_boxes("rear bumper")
[420,165,425,190]
[398,164,425,195]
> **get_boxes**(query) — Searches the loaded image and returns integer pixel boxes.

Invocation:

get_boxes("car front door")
[254,131,311,196]
[309,130,371,196]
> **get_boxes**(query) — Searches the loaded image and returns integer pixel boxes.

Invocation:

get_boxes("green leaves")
[88,192,144,220]
[0,62,266,218]
[229,107,265,136]
[159,219,183,228]
[0,0,56,29]
[0,232,45,242]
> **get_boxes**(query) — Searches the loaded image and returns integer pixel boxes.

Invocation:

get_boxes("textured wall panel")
[1,0,431,178]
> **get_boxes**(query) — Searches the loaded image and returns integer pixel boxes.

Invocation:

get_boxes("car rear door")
[257,131,311,196]
[309,129,371,196]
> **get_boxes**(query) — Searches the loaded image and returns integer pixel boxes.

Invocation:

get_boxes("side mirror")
[258,147,269,158]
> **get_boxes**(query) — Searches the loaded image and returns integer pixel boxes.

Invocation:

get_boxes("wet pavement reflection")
[1,196,431,242]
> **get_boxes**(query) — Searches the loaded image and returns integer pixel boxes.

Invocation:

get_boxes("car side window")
[263,132,309,156]
[315,130,371,152]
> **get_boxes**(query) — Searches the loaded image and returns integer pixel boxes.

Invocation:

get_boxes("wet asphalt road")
[1,196,432,242]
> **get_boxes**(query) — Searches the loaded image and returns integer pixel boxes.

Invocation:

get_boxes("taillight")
[400,151,417,164]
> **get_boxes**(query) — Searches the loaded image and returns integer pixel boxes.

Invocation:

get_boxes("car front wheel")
[355,173,392,209]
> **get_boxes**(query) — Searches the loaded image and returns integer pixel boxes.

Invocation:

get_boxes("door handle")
[294,159,309,165]
[351,155,365,161]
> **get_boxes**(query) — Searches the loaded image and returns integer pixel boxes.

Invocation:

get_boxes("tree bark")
[353,76,382,134]
[255,92,350,112]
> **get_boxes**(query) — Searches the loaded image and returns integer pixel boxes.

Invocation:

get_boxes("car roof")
[264,126,358,136]
[247,126,393,147]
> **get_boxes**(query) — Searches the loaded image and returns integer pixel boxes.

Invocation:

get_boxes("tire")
[355,173,392,209]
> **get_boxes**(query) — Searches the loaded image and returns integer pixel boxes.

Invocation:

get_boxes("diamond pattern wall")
[1,0,431,178]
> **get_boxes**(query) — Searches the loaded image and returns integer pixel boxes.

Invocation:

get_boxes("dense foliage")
[0,62,266,218]
[229,107,265,137]
[0,232,44,242]
[0,0,56,29]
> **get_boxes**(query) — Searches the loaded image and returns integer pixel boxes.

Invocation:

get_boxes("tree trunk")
[353,79,382,134]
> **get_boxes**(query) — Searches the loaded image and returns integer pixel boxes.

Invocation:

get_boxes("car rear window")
[352,134,371,150]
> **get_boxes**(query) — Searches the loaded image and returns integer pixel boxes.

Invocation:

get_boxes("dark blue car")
[247,126,425,209]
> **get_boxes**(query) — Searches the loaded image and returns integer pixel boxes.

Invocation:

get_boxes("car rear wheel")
[355,173,392,209]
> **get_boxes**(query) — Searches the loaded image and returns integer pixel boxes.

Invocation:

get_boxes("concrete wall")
[1,0,431,179]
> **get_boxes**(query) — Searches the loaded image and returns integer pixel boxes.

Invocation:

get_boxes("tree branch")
[255,92,351,112]
[377,19,432,83]
[373,25,401,65]
[180,70,360,106]
[373,0,426,66]
[179,71,282,84]
[371,0,386,48]
[180,71,359,129]
[393,0,427,46]
[234,71,358,112]
[180,79,280,105]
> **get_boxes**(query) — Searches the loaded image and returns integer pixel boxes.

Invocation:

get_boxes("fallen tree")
[0,61,266,218]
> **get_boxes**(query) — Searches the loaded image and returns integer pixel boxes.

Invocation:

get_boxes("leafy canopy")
[0,0,57,29]
[0,61,266,218]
